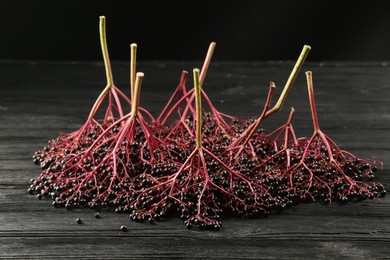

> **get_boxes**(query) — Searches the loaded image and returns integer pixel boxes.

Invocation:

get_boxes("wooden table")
[1,61,389,259]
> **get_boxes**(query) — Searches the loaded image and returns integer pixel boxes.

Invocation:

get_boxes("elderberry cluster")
[30,105,386,230]
[28,20,386,230]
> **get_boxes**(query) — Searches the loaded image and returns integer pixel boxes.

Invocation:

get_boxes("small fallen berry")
[120,225,127,232]
[94,212,101,219]
[76,218,83,224]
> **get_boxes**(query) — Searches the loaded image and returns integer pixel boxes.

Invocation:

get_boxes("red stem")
[305,71,320,134]
[157,71,188,123]
[229,82,276,150]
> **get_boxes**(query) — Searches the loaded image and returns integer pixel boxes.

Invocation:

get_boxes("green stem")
[265,45,311,118]
[193,68,202,149]
[99,16,114,87]
[131,72,144,115]
[130,43,137,102]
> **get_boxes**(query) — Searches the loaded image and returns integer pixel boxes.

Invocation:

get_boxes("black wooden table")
[1,60,389,259]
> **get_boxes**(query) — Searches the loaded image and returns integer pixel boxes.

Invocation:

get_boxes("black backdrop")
[2,0,390,61]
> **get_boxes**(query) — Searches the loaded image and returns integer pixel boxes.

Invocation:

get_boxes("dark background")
[1,0,390,61]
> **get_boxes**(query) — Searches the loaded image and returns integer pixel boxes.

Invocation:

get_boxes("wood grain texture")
[0,61,389,259]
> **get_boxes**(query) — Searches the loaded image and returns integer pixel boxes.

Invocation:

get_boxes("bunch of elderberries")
[29,17,386,230]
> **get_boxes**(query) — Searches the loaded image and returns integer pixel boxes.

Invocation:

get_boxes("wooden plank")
[0,61,389,258]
